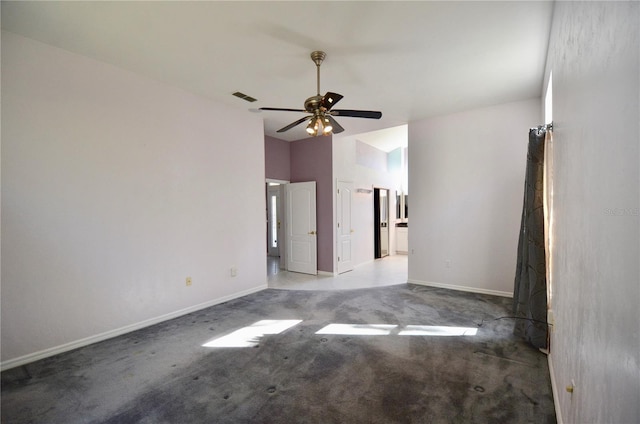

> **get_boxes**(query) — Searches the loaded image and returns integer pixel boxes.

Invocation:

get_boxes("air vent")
[232,91,257,102]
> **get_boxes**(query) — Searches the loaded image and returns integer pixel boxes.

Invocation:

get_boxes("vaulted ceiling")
[1,1,553,145]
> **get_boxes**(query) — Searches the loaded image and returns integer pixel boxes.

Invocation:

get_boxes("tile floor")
[267,254,408,291]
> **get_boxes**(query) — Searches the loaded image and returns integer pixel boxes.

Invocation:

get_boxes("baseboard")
[407,279,512,298]
[548,354,563,424]
[317,270,335,277]
[1,284,267,371]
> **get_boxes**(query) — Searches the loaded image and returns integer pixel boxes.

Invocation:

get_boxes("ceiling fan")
[260,51,382,136]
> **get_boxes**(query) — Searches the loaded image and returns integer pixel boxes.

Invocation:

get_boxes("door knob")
[308,230,316,235]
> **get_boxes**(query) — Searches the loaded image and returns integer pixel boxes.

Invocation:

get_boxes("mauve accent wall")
[265,135,291,181]
[290,136,333,273]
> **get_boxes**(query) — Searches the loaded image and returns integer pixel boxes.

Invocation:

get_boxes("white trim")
[548,354,563,424]
[408,279,512,298]
[317,270,335,277]
[1,284,267,371]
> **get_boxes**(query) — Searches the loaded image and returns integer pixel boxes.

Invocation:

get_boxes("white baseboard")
[1,284,267,372]
[407,279,512,298]
[317,270,335,277]
[548,354,563,424]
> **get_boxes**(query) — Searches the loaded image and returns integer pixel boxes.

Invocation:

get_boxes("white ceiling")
[1,1,553,146]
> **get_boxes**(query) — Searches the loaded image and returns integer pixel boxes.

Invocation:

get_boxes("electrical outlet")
[230,267,237,277]
[445,260,452,268]
[566,379,576,396]
[186,276,192,286]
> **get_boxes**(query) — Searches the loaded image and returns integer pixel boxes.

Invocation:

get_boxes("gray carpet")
[1,284,556,423]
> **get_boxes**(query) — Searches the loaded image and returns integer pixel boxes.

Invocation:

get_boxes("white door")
[285,182,317,275]
[337,181,354,274]
[277,184,286,270]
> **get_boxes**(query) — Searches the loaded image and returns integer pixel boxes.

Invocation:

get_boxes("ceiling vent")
[232,91,257,102]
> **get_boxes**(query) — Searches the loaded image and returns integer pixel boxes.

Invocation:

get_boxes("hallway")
[267,254,408,291]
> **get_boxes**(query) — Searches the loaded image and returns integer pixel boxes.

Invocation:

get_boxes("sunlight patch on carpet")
[316,323,478,336]
[399,325,478,336]
[202,319,302,348]
[315,324,398,335]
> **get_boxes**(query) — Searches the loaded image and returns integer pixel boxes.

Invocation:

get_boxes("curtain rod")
[531,121,553,132]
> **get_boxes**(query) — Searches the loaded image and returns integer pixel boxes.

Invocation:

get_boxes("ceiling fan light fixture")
[306,121,318,136]
[322,116,333,134]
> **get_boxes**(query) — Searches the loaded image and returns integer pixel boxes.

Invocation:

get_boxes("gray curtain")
[513,128,548,349]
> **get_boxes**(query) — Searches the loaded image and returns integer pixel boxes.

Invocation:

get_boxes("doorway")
[374,188,389,259]
[266,184,282,258]
[266,180,286,274]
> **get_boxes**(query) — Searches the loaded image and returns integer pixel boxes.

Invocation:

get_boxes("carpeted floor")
[1,284,556,423]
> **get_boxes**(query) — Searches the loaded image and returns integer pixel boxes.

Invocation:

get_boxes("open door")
[285,182,317,275]
[337,181,354,274]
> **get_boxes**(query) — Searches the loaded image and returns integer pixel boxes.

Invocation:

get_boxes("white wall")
[333,135,402,267]
[544,2,639,423]
[1,32,267,367]
[408,98,540,296]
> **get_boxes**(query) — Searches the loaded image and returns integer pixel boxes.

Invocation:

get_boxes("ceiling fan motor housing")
[304,95,324,113]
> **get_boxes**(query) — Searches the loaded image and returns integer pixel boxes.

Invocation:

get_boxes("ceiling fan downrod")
[310,51,326,96]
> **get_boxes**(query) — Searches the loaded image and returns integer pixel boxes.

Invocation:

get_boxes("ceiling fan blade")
[326,115,345,134]
[277,116,312,133]
[331,109,382,119]
[321,92,344,110]
[260,107,306,113]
